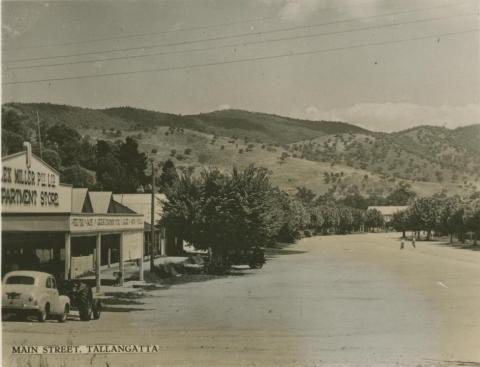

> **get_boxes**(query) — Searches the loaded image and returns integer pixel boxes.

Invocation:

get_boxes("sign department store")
[1,144,145,289]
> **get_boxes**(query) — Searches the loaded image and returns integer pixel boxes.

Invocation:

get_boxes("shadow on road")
[434,242,480,252]
[101,306,152,313]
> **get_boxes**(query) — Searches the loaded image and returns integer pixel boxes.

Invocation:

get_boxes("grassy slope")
[3,102,479,197]
[81,126,469,198]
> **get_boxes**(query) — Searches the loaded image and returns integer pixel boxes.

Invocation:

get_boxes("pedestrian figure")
[400,239,405,249]
[412,237,416,248]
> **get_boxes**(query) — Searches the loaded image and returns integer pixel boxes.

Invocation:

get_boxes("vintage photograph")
[1,0,479,366]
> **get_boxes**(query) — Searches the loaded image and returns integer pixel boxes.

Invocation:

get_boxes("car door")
[45,277,57,313]
[50,277,60,313]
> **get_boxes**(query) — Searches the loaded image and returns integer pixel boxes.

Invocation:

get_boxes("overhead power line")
[4,0,388,51]
[5,1,470,64]
[5,12,472,71]
[3,28,476,86]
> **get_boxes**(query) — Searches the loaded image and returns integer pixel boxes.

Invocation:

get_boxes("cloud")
[267,0,384,23]
[218,104,231,110]
[279,0,327,23]
[303,103,480,132]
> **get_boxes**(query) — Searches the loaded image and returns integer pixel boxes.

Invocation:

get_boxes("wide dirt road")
[3,233,480,366]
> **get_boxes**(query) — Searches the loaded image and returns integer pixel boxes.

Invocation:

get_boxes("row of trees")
[162,166,291,263]
[162,165,390,264]
[391,194,480,244]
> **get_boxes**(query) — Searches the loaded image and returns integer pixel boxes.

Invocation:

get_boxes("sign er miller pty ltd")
[2,143,72,213]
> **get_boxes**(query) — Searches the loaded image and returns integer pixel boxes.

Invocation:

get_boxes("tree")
[1,129,24,155]
[341,192,368,210]
[363,208,384,232]
[42,149,62,171]
[337,206,354,234]
[386,182,416,205]
[96,153,126,192]
[464,198,480,245]
[295,186,316,207]
[277,194,309,242]
[351,208,365,232]
[437,196,464,243]
[163,165,284,267]
[391,210,410,238]
[408,197,440,240]
[62,164,96,188]
[45,124,82,166]
[117,137,147,192]
[158,159,179,193]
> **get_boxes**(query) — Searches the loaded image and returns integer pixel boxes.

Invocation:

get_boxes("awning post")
[96,234,101,292]
[64,233,71,280]
[119,233,124,286]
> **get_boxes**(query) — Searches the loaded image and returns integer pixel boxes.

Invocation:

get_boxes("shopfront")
[1,144,144,290]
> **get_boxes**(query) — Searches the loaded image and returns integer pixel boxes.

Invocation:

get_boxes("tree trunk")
[402,230,406,238]
[426,230,431,241]
[450,233,453,244]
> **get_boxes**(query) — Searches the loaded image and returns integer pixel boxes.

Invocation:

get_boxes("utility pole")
[36,111,43,159]
[150,158,155,271]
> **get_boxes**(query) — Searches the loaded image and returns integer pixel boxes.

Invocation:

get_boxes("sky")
[1,0,479,132]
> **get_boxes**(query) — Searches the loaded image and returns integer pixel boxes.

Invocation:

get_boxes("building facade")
[1,145,144,289]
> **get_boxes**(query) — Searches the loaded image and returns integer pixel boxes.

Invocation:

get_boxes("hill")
[2,102,479,198]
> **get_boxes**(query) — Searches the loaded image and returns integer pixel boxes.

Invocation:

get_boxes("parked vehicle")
[2,271,70,322]
[226,247,265,269]
[59,280,101,321]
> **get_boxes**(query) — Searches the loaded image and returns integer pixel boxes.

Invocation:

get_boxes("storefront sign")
[1,149,72,213]
[70,215,144,233]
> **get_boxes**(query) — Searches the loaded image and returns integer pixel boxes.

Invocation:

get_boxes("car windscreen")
[5,276,35,285]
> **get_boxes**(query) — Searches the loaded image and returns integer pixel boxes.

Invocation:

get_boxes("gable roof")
[112,193,166,224]
[71,188,93,213]
[367,206,409,216]
[88,192,113,214]
[2,150,61,176]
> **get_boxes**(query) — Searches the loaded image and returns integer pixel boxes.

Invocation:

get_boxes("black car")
[226,247,265,269]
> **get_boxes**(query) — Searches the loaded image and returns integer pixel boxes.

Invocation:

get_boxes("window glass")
[50,278,57,289]
[46,278,52,288]
[5,276,35,285]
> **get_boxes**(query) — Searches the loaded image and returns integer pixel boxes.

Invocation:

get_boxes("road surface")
[3,233,480,366]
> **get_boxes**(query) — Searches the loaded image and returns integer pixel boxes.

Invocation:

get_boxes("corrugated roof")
[113,193,166,224]
[88,191,113,214]
[367,206,409,216]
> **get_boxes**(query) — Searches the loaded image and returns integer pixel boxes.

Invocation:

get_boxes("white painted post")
[139,232,144,281]
[64,233,71,280]
[160,227,166,256]
[96,234,101,292]
[119,233,124,286]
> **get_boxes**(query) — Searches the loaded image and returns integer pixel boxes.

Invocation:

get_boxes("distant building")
[113,193,184,256]
[113,194,165,257]
[367,206,409,223]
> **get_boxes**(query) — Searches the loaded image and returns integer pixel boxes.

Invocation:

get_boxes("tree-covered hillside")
[2,102,478,198]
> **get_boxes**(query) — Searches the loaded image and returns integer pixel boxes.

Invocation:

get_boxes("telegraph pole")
[150,159,155,271]
[36,111,43,159]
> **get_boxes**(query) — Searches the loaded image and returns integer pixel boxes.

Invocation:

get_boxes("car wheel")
[58,305,69,323]
[92,300,101,320]
[38,303,49,322]
[79,301,92,321]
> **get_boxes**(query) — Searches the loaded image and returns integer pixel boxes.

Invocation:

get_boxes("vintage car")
[226,247,266,269]
[2,271,70,322]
